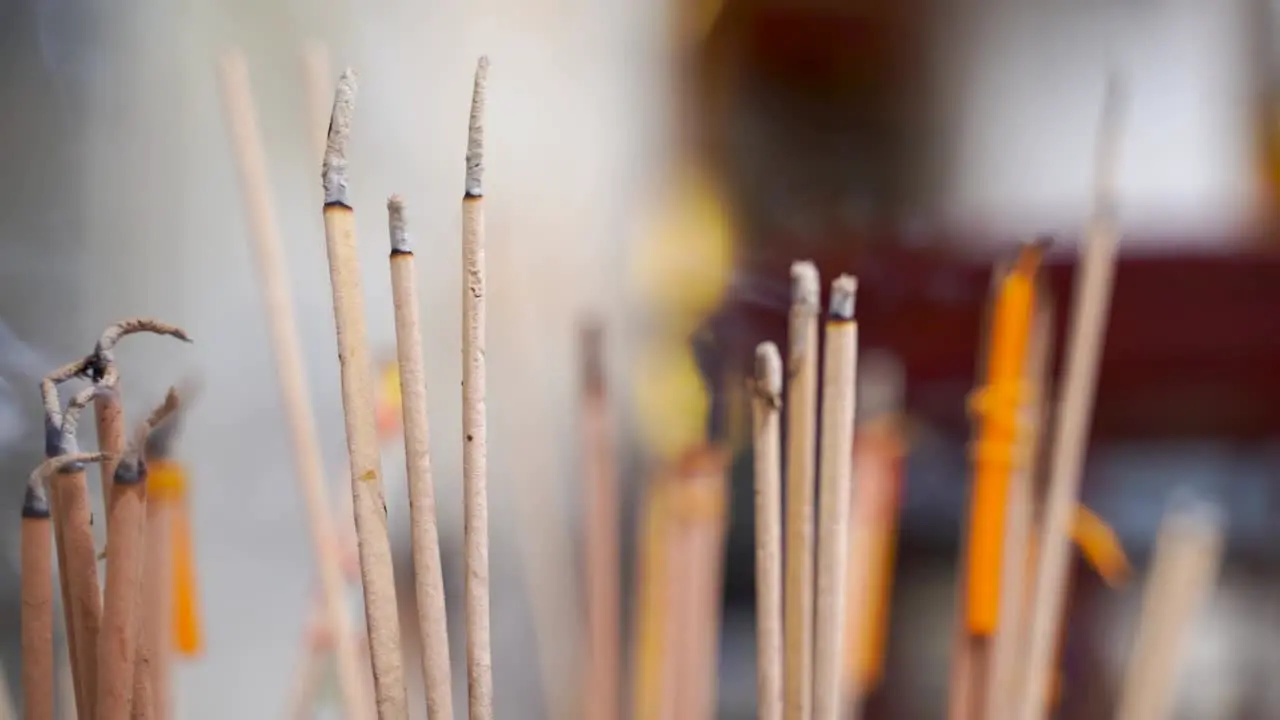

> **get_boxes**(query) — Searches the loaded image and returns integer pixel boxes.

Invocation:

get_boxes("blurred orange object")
[148,459,202,657]
[375,359,404,443]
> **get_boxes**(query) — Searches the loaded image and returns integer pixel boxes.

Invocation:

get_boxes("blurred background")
[3,0,1280,717]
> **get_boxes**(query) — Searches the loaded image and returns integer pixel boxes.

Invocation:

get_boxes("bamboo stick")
[752,343,784,720]
[1114,504,1224,720]
[580,321,621,720]
[461,56,494,720]
[783,261,820,720]
[217,49,370,720]
[1017,76,1126,720]
[813,277,860,720]
[386,196,454,720]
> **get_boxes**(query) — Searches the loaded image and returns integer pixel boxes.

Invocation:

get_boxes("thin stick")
[987,292,1053,720]
[783,261,820,720]
[752,343,784,720]
[95,391,180,720]
[813,277,859,720]
[461,56,494,720]
[677,449,730,720]
[23,454,108,720]
[580,321,621,720]
[320,67,407,719]
[217,50,370,720]
[387,196,454,720]
[1113,504,1223,720]
[844,352,907,720]
[631,477,673,720]
[1016,76,1126,720]
[55,387,109,719]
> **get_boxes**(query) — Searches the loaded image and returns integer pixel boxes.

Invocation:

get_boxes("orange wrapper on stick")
[965,243,1045,637]
[148,459,203,657]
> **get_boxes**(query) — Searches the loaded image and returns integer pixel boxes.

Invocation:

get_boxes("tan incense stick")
[461,56,494,720]
[1017,76,1125,720]
[217,50,370,720]
[387,196,454,720]
[24,454,107,720]
[752,342,784,720]
[784,261,820,720]
[1114,503,1224,720]
[95,390,180,720]
[580,321,621,720]
[319,68,408,719]
[813,277,859,720]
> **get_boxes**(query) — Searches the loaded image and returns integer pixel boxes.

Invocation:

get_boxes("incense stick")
[987,291,1053,720]
[752,342,784,720]
[813,276,859,720]
[461,56,494,720]
[1016,76,1126,720]
[95,390,180,720]
[319,67,407,719]
[23,453,108,720]
[387,196,454,720]
[580,320,620,720]
[1114,503,1224,720]
[784,260,820,720]
[217,49,370,720]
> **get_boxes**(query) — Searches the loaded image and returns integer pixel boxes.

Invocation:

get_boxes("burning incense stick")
[23,453,108,720]
[813,276,859,720]
[461,56,494,720]
[987,291,1053,720]
[784,260,820,720]
[1016,76,1126,720]
[217,49,370,719]
[752,342,784,720]
[95,390,180,720]
[319,67,407,718]
[387,196,454,720]
[844,352,906,720]
[580,321,620,720]
[1114,503,1224,720]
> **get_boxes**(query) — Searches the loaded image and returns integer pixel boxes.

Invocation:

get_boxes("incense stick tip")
[789,260,820,309]
[321,68,359,205]
[465,56,489,197]
[21,485,50,518]
[754,341,782,396]
[387,194,411,253]
[829,274,858,320]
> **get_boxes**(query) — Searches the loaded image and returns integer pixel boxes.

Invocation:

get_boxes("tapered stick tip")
[829,274,858,320]
[387,194,411,253]
[789,261,820,309]
[322,68,359,205]
[755,342,782,396]
[465,56,489,197]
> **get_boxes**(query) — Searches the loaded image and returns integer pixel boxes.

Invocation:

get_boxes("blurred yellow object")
[631,168,735,332]
[682,0,727,45]
[632,342,710,464]
[148,459,202,657]
[376,359,403,442]
[1071,506,1131,588]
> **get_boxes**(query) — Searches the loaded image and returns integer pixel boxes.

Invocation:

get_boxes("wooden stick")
[1016,76,1125,720]
[844,352,906,720]
[1114,503,1224,720]
[783,261,820,720]
[631,476,673,720]
[813,277,859,720]
[987,292,1053,720]
[681,449,730,720]
[580,321,621,720]
[217,50,370,720]
[24,454,108,720]
[461,56,494,720]
[752,343,784,720]
[319,67,408,719]
[386,196,454,720]
[95,391,180,720]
